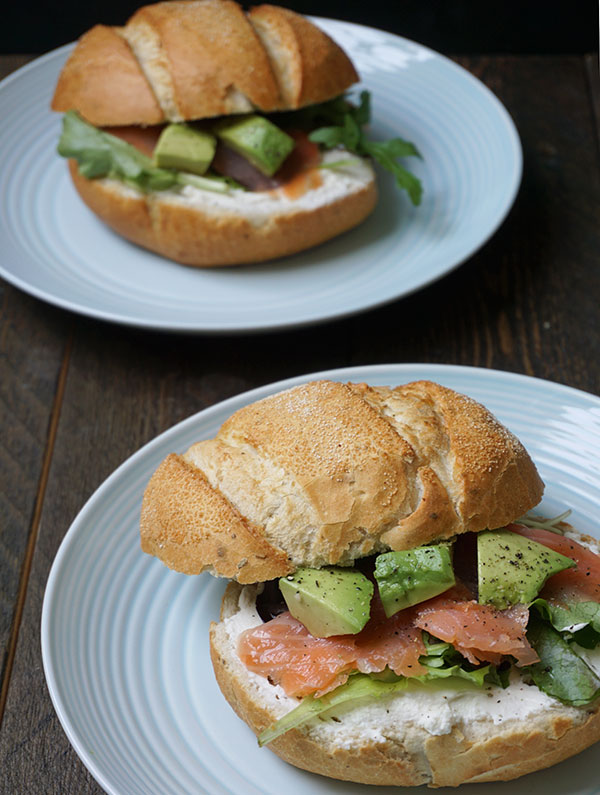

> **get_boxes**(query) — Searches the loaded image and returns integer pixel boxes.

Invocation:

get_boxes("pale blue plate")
[42,364,600,794]
[0,20,521,332]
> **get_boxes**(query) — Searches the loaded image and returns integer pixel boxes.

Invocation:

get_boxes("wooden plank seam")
[0,332,73,729]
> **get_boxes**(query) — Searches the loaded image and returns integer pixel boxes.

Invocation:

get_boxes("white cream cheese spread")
[104,149,375,226]
[221,584,597,747]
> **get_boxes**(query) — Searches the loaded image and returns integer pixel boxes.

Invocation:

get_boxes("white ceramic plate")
[42,364,600,794]
[0,21,521,332]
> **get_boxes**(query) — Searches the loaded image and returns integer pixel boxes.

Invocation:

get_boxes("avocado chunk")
[214,115,295,177]
[279,567,373,637]
[374,545,456,618]
[153,123,216,176]
[478,529,576,609]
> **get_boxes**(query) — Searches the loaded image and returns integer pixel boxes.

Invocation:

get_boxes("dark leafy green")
[57,111,229,193]
[525,613,600,706]
[59,98,423,203]
[306,91,423,206]
[530,599,600,649]
[420,635,510,688]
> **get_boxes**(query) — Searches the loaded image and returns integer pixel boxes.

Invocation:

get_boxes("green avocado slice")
[374,545,455,618]
[279,567,373,637]
[214,115,295,177]
[478,529,576,609]
[153,123,216,176]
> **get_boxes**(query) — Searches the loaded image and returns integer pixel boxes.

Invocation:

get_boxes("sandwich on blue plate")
[140,379,600,786]
[51,0,422,267]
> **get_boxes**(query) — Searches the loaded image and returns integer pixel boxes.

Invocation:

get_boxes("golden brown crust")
[248,4,359,108]
[51,25,165,126]
[67,162,377,267]
[54,2,366,264]
[68,161,156,248]
[354,380,545,547]
[125,0,281,120]
[140,454,292,583]
[210,635,430,786]
[209,581,600,787]
[52,0,358,125]
[424,710,600,786]
[141,380,544,581]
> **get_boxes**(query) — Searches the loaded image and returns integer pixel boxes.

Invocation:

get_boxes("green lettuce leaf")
[57,111,229,194]
[530,599,600,649]
[525,613,600,706]
[421,661,504,688]
[258,673,410,746]
[259,640,508,747]
[307,91,423,206]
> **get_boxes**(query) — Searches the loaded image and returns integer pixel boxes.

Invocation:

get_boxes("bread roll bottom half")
[209,542,600,788]
[68,151,377,267]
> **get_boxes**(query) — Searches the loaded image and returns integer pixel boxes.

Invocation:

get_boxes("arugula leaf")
[308,126,345,149]
[353,90,371,126]
[531,599,600,648]
[307,91,423,206]
[362,140,423,205]
[342,114,362,151]
[288,94,357,128]
[58,111,229,194]
[525,613,600,706]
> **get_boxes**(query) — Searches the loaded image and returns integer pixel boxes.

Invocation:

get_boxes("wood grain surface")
[0,52,599,793]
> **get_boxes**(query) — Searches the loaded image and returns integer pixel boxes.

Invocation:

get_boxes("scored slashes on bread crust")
[140,380,544,583]
[210,579,600,787]
[52,0,376,267]
[52,1,360,125]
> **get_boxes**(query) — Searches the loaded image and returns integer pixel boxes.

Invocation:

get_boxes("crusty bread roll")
[210,575,600,787]
[51,24,165,126]
[142,379,599,785]
[52,0,359,125]
[51,0,374,266]
[141,380,544,582]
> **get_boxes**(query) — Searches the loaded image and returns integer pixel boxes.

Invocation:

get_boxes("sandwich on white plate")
[51,0,422,268]
[139,379,600,787]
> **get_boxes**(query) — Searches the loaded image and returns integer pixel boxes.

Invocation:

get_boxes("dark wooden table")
[0,51,599,793]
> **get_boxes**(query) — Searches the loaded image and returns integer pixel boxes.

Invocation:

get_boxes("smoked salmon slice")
[352,598,427,678]
[239,582,540,697]
[274,130,323,199]
[509,524,600,602]
[414,593,538,666]
[239,612,361,698]
[239,598,426,698]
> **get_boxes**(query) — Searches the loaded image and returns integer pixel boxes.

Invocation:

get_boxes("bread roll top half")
[52,0,359,126]
[140,380,544,582]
